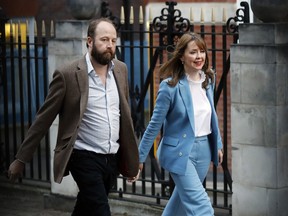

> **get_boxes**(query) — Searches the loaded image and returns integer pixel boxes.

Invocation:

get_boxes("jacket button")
[183,134,186,138]
[179,152,183,157]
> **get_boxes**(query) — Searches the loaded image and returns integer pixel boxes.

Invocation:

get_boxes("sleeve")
[15,70,66,162]
[138,80,171,163]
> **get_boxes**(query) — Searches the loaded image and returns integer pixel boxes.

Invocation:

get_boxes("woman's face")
[181,40,206,73]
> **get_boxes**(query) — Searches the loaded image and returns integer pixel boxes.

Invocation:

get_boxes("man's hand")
[7,159,25,182]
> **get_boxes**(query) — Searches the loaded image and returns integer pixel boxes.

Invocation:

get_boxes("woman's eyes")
[190,50,205,54]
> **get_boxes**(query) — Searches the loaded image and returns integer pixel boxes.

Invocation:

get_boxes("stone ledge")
[239,23,288,45]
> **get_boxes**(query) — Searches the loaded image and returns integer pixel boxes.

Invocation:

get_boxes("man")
[8,18,139,216]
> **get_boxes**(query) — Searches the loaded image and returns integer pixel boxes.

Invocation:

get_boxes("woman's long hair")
[159,32,214,88]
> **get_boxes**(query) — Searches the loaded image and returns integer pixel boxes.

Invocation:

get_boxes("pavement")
[0,179,162,216]
[0,178,231,216]
[0,182,71,216]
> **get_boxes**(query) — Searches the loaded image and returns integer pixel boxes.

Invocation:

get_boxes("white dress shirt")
[74,53,120,154]
[187,71,212,137]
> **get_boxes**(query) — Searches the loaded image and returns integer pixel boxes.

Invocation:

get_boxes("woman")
[137,33,223,215]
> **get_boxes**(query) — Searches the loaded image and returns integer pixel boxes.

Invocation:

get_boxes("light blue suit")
[139,74,223,215]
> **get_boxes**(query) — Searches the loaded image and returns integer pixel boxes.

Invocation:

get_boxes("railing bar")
[17,27,25,144]
[129,22,135,99]
[26,32,32,128]
[222,24,229,207]
[0,19,11,170]
[211,23,218,206]
[139,20,145,137]
[136,48,159,113]
[42,33,50,181]
[9,33,18,168]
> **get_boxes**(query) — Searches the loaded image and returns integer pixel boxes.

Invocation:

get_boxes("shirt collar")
[85,52,115,75]
[186,70,206,84]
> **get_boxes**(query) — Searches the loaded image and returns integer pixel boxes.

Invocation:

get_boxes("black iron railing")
[0,1,251,214]
[0,18,53,182]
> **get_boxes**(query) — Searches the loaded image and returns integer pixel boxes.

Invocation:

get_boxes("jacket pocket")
[162,136,179,147]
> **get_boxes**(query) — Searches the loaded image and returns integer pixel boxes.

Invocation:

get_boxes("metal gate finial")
[226,1,250,33]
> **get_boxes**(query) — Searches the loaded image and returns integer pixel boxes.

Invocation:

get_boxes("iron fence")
[0,17,53,182]
[0,1,251,214]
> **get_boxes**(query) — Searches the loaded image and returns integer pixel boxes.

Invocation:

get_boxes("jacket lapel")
[112,65,124,100]
[179,77,195,134]
[75,57,89,121]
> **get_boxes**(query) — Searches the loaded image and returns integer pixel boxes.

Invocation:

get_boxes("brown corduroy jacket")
[16,56,139,183]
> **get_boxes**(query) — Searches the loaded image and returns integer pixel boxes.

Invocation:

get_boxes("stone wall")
[231,23,288,216]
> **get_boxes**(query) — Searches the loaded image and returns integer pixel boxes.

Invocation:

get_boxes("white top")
[186,71,212,137]
[74,53,120,154]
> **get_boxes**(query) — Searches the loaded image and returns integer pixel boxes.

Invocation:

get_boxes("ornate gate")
[0,1,251,214]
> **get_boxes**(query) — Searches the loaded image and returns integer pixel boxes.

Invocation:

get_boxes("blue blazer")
[139,75,223,175]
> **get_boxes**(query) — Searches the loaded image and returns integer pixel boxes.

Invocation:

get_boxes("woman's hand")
[218,149,224,165]
[127,163,143,183]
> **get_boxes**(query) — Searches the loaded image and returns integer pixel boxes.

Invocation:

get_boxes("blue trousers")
[162,136,214,216]
[68,149,118,216]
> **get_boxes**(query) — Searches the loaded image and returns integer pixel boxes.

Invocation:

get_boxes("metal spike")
[222,8,227,23]
[149,7,153,23]
[139,6,143,24]
[211,8,215,23]
[190,8,194,22]
[18,20,21,36]
[130,6,134,24]
[201,8,204,23]
[10,20,13,36]
[50,20,54,37]
[34,20,37,35]
[26,20,29,35]
[120,6,125,24]
[42,20,45,36]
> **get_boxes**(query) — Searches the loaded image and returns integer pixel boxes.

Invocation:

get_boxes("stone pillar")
[230,23,288,215]
[48,20,88,197]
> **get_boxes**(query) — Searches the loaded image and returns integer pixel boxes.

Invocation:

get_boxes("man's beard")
[91,44,115,65]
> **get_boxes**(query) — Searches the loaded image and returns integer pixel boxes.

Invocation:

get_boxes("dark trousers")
[68,149,118,216]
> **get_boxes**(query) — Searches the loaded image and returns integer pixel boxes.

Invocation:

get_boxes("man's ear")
[87,37,93,48]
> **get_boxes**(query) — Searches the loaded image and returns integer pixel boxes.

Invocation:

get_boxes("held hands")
[7,159,25,182]
[127,163,143,183]
[127,152,224,183]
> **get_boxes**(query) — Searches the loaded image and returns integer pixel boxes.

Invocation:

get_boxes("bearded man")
[8,18,139,216]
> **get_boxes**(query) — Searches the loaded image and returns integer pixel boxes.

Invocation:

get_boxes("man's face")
[89,21,117,65]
